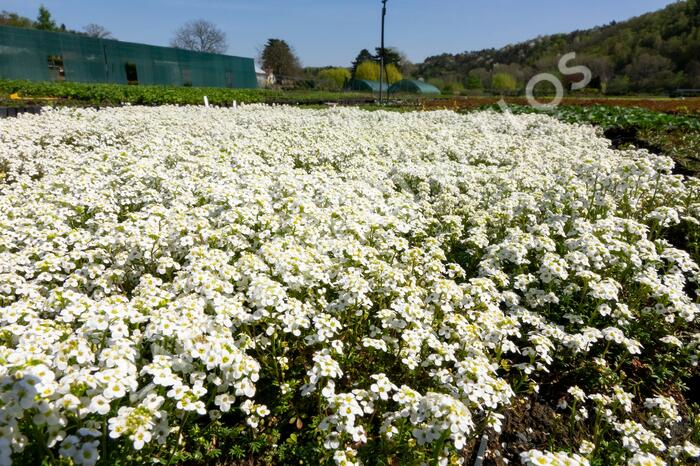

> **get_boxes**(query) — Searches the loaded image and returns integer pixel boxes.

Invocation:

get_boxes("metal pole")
[474,433,489,466]
[379,0,387,104]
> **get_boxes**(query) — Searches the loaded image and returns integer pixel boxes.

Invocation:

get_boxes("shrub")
[426,77,445,90]
[317,68,351,90]
[465,74,483,89]
[606,75,631,95]
[385,64,402,84]
[491,72,518,92]
[442,82,465,94]
[354,61,380,81]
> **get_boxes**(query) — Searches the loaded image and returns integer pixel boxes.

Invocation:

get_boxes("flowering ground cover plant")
[0,106,699,465]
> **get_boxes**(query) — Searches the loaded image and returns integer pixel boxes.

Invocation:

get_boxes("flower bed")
[0,106,699,465]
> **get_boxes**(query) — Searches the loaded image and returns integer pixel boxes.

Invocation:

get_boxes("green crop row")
[555,105,700,130]
[0,80,374,106]
[484,103,700,130]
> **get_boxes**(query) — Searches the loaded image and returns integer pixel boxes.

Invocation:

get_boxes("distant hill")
[417,0,700,94]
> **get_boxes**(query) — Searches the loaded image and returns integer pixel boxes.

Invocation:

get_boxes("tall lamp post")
[379,0,387,104]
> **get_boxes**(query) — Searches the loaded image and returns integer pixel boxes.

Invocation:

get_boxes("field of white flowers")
[0,105,699,466]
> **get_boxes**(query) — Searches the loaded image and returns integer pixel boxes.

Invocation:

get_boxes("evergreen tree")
[689,0,700,27]
[465,74,483,89]
[35,5,56,31]
[374,47,402,68]
[260,39,301,78]
[351,49,374,76]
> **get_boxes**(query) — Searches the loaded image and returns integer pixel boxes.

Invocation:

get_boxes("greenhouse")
[389,79,441,94]
[347,79,388,93]
[0,25,257,88]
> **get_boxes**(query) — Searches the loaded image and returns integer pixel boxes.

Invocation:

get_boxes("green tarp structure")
[348,79,388,93]
[0,25,257,88]
[389,79,441,94]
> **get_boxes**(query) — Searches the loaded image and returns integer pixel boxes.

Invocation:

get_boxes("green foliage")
[355,61,380,81]
[638,127,700,175]
[624,53,679,92]
[418,1,700,93]
[0,6,87,36]
[491,72,517,92]
[260,38,301,78]
[554,105,700,130]
[384,63,402,84]
[485,103,700,131]
[426,77,445,90]
[167,402,330,465]
[0,10,34,28]
[317,67,351,90]
[442,82,464,94]
[606,76,631,95]
[689,0,700,27]
[0,79,375,106]
[351,54,403,84]
[374,47,403,68]
[35,5,56,31]
[351,49,374,76]
[465,74,483,89]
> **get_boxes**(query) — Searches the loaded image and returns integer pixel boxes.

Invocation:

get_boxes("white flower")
[520,449,590,465]
[214,393,235,412]
[627,451,666,466]
[1,105,698,465]
[88,396,111,416]
[568,386,587,402]
[369,373,395,401]
[579,440,595,456]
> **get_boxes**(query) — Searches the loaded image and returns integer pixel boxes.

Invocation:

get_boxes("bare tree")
[170,20,227,54]
[83,23,113,39]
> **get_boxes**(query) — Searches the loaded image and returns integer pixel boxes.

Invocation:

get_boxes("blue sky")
[1,0,677,67]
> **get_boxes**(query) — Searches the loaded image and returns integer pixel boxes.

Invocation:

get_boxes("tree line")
[0,5,113,39]
[299,48,409,91]
[0,3,407,92]
[417,0,700,94]
[8,1,697,95]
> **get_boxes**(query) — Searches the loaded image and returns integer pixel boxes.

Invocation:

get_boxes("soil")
[417,96,700,115]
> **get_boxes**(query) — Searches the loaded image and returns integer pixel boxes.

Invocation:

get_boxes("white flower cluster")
[0,105,698,465]
[520,449,590,466]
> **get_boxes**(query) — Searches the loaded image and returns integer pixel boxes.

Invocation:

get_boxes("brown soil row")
[416,96,700,114]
